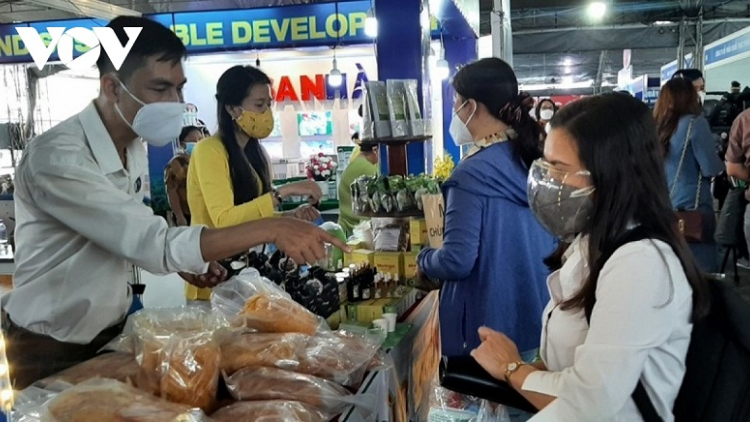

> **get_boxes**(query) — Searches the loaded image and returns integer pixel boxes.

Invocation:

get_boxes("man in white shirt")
[3,16,346,388]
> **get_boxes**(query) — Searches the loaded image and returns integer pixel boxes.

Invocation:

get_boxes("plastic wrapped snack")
[35,352,139,388]
[297,329,386,388]
[32,379,207,422]
[211,269,289,319]
[239,293,325,335]
[210,400,328,422]
[220,332,311,375]
[225,367,352,414]
[132,307,226,413]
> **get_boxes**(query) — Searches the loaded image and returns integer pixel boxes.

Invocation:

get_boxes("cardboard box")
[374,252,404,280]
[403,251,419,279]
[344,241,367,267]
[410,219,428,247]
[351,249,375,267]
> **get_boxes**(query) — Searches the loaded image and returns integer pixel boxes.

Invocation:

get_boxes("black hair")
[359,142,377,153]
[452,58,541,167]
[549,94,709,321]
[732,81,741,88]
[97,16,187,83]
[535,98,557,120]
[358,104,363,118]
[178,126,201,144]
[671,68,704,83]
[216,65,273,206]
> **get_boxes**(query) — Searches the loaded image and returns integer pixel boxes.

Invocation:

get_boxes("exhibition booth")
[0,0,480,420]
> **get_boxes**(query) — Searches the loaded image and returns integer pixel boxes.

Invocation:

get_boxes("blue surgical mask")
[185,142,196,155]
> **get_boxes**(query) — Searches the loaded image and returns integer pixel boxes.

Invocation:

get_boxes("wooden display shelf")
[354,209,424,218]
[360,135,432,145]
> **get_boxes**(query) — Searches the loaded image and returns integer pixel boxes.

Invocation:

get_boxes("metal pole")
[595,50,608,94]
[695,7,704,72]
[677,15,687,68]
[492,0,513,66]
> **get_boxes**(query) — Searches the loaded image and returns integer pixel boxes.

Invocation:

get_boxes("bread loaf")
[210,401,327,422]
[238,294,321,335]
[44,378,204,422]
[225,367,351,413]
[37,352,138,388]
[220,332,310,375]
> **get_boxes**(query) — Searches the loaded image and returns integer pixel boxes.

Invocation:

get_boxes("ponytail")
[499,92,543,168]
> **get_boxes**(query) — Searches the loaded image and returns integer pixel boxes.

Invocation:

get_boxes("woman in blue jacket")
[418,58,556,359]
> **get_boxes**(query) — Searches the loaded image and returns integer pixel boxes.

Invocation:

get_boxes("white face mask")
[540,109,555,121]
[449,101,476,146]
[114,80,185,147]
[699,91,706,104]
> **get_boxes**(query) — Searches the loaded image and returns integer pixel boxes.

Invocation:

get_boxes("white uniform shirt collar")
[79,102,142,176]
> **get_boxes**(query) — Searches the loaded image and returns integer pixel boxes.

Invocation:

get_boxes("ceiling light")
[365,9,378,38]
[565,66,572,74]
[329,58,343,87]
[563,58,573,66]
[587,1,607,19]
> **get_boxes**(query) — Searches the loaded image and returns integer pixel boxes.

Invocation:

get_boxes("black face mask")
[527,159,595,242]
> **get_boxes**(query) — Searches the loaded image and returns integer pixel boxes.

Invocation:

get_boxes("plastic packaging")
[34,352,138,388]
[428,384,511,422]
[352,220,375,250]
[220,331,311,375]
[225,367,354,414]
[210,268,289,319]
[372,217,410,252]
[364,81,392,139]
[16,379,208,422]
[132,307,226,413]
[297,329,386,388]
[210,400,329,422]
[387,80,409,137]
[239,293,326,335]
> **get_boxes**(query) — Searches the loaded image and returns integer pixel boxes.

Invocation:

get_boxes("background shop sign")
[705,27,750,67]
[0,1,447,65]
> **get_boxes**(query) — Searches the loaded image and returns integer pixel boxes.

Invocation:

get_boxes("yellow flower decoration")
[433,151,455,180]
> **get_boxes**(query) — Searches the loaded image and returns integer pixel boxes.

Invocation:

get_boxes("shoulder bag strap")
[585,227,665,422]
[670,117,701,210]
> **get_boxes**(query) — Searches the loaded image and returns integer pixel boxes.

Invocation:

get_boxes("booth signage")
[705,29,750,67]
[272,63,370,102]
[0,1,389,65]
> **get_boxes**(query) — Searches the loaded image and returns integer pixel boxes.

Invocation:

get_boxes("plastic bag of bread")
[132,307,227,413]
[17,379,207,422]
[35,353,138,388]
[211,269,289,319]
[210,401,328,422]
[220,332,310,375]
[225,367,354,414]
[297,329,386,387]
[238,293,327,335]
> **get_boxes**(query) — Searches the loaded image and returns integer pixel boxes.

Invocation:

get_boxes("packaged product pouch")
[15,378,208,422]
[365,81,392,139]
[296,329,387,388]
[239,293,328,335]
[224,367,356,414]
[210,400,329,422]
[220,331,311,375]
[210,268,289,319]
[132,307,226,413]
[402,78,426,136]
[387,80,409,138]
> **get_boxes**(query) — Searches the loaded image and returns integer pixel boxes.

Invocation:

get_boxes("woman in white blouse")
[471,93,711,421]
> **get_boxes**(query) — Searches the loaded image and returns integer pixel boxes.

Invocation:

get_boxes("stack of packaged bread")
[13,270,386,422]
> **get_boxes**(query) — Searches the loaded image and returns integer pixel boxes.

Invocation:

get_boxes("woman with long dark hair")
[655,78,724,273]
[471,94,710,420]
[186,65,322,302]
[417,58,555,360]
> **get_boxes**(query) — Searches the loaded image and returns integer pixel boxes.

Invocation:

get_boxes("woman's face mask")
[527,159,595,242]
[235,108,274,139]
[540,108,555,121]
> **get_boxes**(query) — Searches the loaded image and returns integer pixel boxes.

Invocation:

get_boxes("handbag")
[439,356,537,414]
[670,118,704,243]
